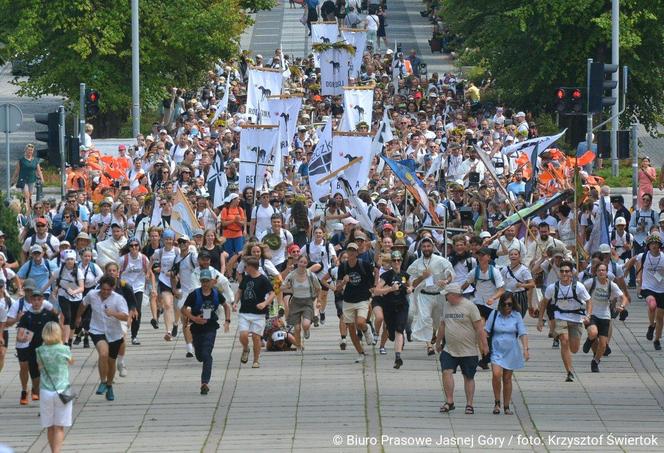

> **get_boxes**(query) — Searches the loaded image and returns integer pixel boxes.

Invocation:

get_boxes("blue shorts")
[440,350,478,379]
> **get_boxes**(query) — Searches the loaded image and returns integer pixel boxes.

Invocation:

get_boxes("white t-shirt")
[584,278,623,320]
[302,240,337,274]
[0,297,9,327]
[366,14,379,31]
[155,247,179,287]
[489,237,526,268]
[175,250,198,293]
[81,262,103,289]
[466,265,504,307]
[120,253,149,293]
[90,213,112,240]
[253,204,277,237]
[82,290,128,342]
[258,228,293,266]
[22,234,60,259]
[544,281,591,323]
[500,264,532,293]
[637,252,664,293]
[54,264,84,301]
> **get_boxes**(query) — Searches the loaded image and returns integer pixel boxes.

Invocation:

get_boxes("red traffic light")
[87,90,99,102]
[556,88,566,100]
[571,89,582,100]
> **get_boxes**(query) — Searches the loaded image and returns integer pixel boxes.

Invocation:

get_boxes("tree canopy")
[442,0,664,133]
[0,0,269,134]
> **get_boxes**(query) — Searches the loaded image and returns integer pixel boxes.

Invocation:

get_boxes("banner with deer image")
[266,96,303,157]
[339,86,374,131]
[247,67,283,123]
[341,28,367,78]
[239,125,279,192]
[319,48,350,96]
[331,132,372,193]
[312,22,340,67]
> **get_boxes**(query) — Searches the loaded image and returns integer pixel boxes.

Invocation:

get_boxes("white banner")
[267,96,303,156]
[308,117,334,203]
[331,133,372,193]
[247,67,283,122]
[340,87,374,131]
[341,29,367,78]
[171,188,199,238]
[206,150,228,209]
[371,108,394,158]
[319,48,350,96]
[239,126,279,192]
[501,129,566,157]
[312,23,340,67]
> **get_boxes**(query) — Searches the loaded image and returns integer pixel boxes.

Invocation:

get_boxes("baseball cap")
[342,218,359,225]
[63,249,77,261]
[0,230,6,237]
[599,244,611,254]
[76,232,91,241]
[162,230,176,240]
[200,269,213,281]
[390,251,402,261]
[346,242,359,250]
[516,111,526,117]
[615,217,626,226]
[178,235,190,242]
[354,232,368,241]
[193,228,204,237]
[287,244,301,254]
[445,283,463,295]
[479,231,491,239]
[23,278,37,291]
[30,245,43,254]
[377,199,387,205]
[35,217,48,226]
[118,144,127,151]
[31,288,45,297]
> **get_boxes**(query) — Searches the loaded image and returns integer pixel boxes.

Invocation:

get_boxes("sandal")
[465,405,474,415]
[504,405,513,415]
[439,402,455,413]
[493,400,501,415]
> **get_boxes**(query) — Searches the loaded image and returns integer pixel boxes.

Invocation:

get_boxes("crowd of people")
[0,9,660,451]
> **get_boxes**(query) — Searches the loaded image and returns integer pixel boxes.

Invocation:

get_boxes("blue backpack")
[194,287,222,313]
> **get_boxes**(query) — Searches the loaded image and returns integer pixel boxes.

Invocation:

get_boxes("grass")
[40,164,62,187]
[595,159,648,187]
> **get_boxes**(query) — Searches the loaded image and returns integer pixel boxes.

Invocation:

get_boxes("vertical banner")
[341,28,367,78]
[247,66,283,122]
[308,117,334,203]
[319,48,351,96]
[371,108,394,158]
[331,132,372,193]
[312,22,341,67]
[239,125,279,192]
[266,95,303,156]
[339,86,374,131]
[207,150,228,209]
[171,188,200,238]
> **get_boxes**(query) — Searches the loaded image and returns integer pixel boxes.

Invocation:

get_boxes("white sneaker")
[118,363,128,377]
[355,353,365,363]
[364,330,374,346]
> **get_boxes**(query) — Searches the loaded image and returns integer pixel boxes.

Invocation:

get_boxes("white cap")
[63,249,77,261]
[479,231,491,239]
[516,111,526,117]
[615,217,627,226]
[599,243,611,254]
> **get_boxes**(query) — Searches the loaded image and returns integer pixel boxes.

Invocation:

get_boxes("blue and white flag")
[501,130,566,157]
[170,188,199,238]
[207,150,228,209]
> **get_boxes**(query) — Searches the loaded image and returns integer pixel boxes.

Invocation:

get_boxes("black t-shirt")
[142,244,158,260]
[183,288,226,334]
[338,260,374,303]
[239,274,274,315]
[380,269,410,309]
[17,309,59,349]
[202,245,224,272]
[115,282,137,310]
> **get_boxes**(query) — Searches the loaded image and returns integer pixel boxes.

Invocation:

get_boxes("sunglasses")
[130,243,139,247]
[36,224,47,227]
[392,259,402,262]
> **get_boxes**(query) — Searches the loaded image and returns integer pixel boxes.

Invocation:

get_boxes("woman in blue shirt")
[485,292,529,415]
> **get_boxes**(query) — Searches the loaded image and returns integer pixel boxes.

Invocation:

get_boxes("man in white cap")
[435,283,488,414]
[611,216,632,263]
[515,111,528,137]
[17,246,57,299]
[407,237,455,356]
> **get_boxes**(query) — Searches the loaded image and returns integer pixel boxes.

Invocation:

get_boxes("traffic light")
[34,111,59,165]
[588,62,618,113]
[85,89,100,117]
[67,136,82,168]
[554,87,584,114]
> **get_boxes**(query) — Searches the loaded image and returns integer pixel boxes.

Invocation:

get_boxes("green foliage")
[240,0,277,11]
[441,0,664,134]
[0,0,252,134]
[0,195,21,259]
[596,160,642,187]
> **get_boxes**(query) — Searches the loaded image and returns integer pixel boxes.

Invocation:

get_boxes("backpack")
[474,265,496,286]
[56,263,80,288]
[121,253,149,276]
[25,259,53,281]
[610,229,631,244]
[305,241,332,268]
[30,233,57,254]
[552,280,586,315]
[635,209,656,226]
[588,277,613,301]
[83,263,98,283]
[193,287,222,313]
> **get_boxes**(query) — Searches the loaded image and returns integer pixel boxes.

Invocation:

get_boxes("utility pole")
[610,0,620,176]
[58,106,66,198]
[131,0,140,138]
[586,58,593,162]
[79,83,86,146]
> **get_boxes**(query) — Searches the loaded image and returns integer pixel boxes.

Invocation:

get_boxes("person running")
[629,234,664,350]
[282,254,321,349]
[537,260,591,382]
[17,245,57,299]
[435,283,488,415]
[407,237,455,356]
[373,251,411,368]
[582,263,627,372]
[72,248,103,348]
[76,275,129,401]
[46,249,84,347]
[119,237,155,345]
[485,292,529,415]
[301,226,337,325]
[500,249,535,318]
[181,269,230,395]
[0,283,8,374]
[234,257,275,368]
[142,227,163,329]
[335,242,375,363]
[151,229,180,341]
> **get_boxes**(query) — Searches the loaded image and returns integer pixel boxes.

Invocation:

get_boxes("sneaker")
[364,330,373,346]
[591,359,599,373]
[106,386,115,401]
[73,335,82,345]
[603,345,612,357]
[373,334,379,344]
[304,329,310,340]
[647,325,655,341]
[117,363,128,378]
[241,349,249,364]
[171,325,179,339]
[619,309,629,321]
[313,315,319,327]
[252,362,260,368]
[379,347,387,355]
[394,357,403,369]
[150,318,159,329]
[320,313,326,325]
[355,353,365,363]
[83,336,90,348]
[131,337,141,345]
[582,337,593,354]
[31,389,39,401]
[340,338,347,351]
[655,340,662,351]
[200,384,209,395]
[164,332,172,342]
[186,352,194,358]
[552,338,560,349]
[96,382,108,395]
[406,331,412,342]
[20,390,28,405]
[565,371,574,382]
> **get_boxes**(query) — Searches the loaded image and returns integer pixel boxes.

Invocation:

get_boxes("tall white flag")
[331,132,372,193]
[206,150,228,209]
[340,87,374,131]
[308,117,334,203]
[501,130,567,157]
[239,126,279,192]
[267,96,303,156]
[247,67,283,122]
[341,29,367,78]
[210,72,231,125]
[319,48,350,96]
[370,109,394,157]
[312,23,340,68]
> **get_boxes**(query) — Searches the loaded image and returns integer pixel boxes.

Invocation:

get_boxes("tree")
[442,0,664,133]
[0,0,254,136]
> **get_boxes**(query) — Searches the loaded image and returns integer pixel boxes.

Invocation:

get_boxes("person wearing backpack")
[282,255,322,350]
[629,193,657,276]
[302,227,338,326]
[18,245,57,299]
[45,249,84,347]
[72,248,103,348]
[181,269,230,395]
[462,247,505,369]
[582,263,627,373]
[21,217,60,261]
[119,238,156,346]
[537,260,592,382]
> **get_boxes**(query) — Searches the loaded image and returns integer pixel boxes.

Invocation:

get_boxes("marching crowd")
[0,21,662,452]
